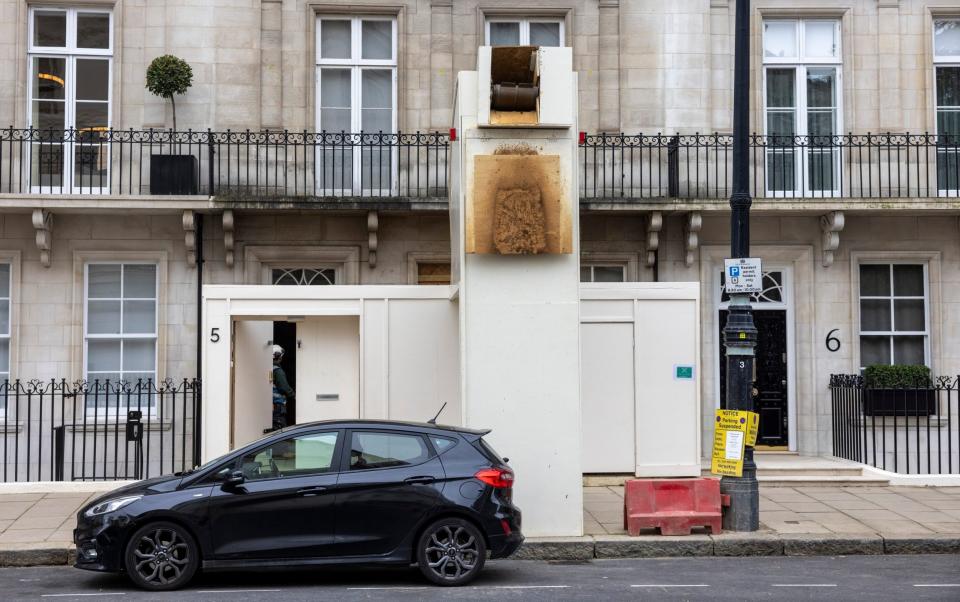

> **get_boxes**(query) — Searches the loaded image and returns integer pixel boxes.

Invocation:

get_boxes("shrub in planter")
[862,365,936,417]
[145,55,197,194]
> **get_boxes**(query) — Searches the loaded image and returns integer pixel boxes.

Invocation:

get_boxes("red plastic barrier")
[623,478,722,536]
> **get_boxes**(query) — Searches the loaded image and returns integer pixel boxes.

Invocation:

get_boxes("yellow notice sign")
[710,409,759,477]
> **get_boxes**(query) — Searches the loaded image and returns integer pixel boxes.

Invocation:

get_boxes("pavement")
[0,483,958,567]
[1,556,958,600]
[583,484,960,537]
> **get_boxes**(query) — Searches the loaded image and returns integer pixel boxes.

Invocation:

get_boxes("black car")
[74,420,523,591]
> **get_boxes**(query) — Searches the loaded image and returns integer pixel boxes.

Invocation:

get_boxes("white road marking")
[41,594,126,598]
[914,584,960,588]
[195,589,282,594]
[771,584,837,588]
[346,587,428,591]
[630,583,710,587]
[492,585,571,589]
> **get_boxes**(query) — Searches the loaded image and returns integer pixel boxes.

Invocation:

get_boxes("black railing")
[0,378,199,483]
[581,133,960,200]
[830,374,959,475]
[0,128,449,199]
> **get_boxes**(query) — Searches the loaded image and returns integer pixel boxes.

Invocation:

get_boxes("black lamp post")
[720,0,760,531]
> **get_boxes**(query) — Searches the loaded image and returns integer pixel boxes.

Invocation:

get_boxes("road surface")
[3,555,959,600]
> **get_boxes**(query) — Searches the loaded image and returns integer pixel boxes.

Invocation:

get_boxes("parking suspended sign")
[724,257,762,294]
[710,409,760,477]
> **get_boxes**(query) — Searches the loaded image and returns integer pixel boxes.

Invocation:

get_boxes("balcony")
[580,133,960,212]
[0,128,450,211]
[2,128,960,213]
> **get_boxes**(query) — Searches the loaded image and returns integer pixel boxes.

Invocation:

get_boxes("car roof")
[278,419,491,438]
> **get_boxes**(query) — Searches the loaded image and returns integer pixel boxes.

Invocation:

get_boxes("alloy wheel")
[423,524,480,581]
[131,527,191,587]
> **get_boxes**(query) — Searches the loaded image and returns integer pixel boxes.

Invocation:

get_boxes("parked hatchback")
[74,420,522,590]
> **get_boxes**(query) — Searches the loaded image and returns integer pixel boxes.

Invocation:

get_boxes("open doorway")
[273,321,298,425]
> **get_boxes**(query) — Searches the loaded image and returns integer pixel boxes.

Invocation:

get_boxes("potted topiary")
[863,364,937,417]
[145,55,197,194]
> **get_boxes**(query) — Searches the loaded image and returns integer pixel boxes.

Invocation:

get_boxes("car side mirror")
[224,470,245,488]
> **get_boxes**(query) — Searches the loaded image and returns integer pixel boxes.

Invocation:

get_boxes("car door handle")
[404,476,435,485]
[296,486,327,496]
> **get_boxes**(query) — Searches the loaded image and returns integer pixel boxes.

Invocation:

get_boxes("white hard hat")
[272,345,284,358]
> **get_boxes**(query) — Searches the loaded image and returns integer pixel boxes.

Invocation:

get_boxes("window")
[316,16,396,193]
[0,264,9,382]
[417,262,451,285]
[84,264,157,385]
[430,436,457,454]
[349,431,430,470]
[28,7,112,193]
[485,18,564,47]
[934,20,960,191]
[272,267,337,286]
[762,19,841,196]
[858,264,929,369]
[240,431,339,480]
[580,265,626,283]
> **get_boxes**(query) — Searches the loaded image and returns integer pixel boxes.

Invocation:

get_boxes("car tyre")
[417,517,486,586]
[123,521,199,591]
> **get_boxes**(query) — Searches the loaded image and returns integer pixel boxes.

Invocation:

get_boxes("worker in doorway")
[271,345,295,431]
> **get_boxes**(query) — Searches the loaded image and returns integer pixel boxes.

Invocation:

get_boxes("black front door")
[719,310,789,447]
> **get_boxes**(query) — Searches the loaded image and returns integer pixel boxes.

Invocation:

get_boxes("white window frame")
[268,266,340,286]
[484,17,565,46]
[857,261,931,370]
[83,262,159,414]
[580,264,627,283]
[762,19,842,198]
[26,6,113,195]
[933,19,960,195]
[315,15,398,195]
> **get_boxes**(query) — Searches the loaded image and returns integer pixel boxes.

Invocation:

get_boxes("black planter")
[150,155,198,195]
[863,388,937,417]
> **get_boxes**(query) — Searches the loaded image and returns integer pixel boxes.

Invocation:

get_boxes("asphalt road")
[3,555,959,601]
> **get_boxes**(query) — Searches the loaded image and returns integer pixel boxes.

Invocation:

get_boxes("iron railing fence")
[830,374,959,475]
[0,128,449,199]
[581,133,960,200]
[0,378,199,483]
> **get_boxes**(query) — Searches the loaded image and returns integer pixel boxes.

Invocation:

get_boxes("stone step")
[757,475,891,487]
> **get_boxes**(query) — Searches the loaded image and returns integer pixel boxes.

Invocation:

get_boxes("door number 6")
[825,329,840,352]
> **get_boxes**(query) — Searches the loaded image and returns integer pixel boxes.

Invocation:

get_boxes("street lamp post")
[721,0,760,531]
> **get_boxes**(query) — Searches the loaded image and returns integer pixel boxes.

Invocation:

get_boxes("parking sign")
[723,257,762,294]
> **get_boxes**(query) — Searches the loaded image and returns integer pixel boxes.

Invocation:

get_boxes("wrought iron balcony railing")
[4,128,960,202]
[0,128,449,199]
[581,132,960,200]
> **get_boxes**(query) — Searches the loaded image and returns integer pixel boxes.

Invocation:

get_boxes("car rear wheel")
[417,518,486,586]
[123,521,199,591]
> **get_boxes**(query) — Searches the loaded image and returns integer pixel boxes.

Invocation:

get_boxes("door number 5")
[825,329,840,352]
[210,327,221,343]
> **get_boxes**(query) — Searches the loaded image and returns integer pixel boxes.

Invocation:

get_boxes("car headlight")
[84,495,142,518]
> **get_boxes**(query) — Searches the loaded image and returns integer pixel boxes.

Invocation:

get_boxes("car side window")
[349,431,430,470]
[239,431,339,481]
[430,435,458,454]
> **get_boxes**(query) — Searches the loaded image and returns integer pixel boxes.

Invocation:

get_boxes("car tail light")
[475,468,514,489]
[500,519,512,535]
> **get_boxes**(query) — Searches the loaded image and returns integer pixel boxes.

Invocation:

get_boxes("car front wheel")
[123,521,199,591]
[417,518,486,586]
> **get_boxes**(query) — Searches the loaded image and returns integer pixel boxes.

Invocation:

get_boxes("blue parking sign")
[729,266,740,278]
